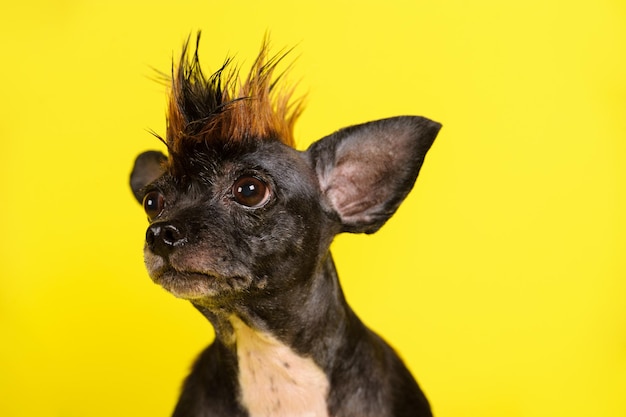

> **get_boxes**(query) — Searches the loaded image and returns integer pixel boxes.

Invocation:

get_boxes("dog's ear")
[306,116,441,234]
[130,150,168,203]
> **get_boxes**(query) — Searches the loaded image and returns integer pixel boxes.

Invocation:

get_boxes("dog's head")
[130,35,441,305]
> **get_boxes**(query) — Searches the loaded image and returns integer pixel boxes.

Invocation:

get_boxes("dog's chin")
[149,268,219,300]
[144,254,254,301]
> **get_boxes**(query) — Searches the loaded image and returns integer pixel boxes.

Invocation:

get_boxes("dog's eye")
[143,190,165,220]
[232,176,270,208]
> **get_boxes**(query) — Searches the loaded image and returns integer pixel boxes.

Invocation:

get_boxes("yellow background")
[1,1,624,416]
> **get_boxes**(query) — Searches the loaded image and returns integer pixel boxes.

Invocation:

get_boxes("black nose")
[145,222,187,257]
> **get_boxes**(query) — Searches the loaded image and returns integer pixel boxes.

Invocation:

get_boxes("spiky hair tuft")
[164,33,303,176]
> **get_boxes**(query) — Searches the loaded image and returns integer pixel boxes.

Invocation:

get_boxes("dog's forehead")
[165,139,311,187]
[237,140,307,170]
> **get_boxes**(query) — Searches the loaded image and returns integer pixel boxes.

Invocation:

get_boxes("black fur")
[130,37,441,417]
[130,115,440,416]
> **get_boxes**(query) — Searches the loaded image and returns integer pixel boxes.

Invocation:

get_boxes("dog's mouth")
[144,251,254,300]
[150,266,218,299]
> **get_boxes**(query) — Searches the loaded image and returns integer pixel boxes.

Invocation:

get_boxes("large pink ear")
[306,116,441,234]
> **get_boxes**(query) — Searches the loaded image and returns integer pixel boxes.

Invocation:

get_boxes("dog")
[130,34,441,417]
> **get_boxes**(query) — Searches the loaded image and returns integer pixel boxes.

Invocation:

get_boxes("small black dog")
[130,35,441,417]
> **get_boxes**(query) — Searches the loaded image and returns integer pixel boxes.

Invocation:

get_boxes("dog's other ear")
[130,150,168,203]
[307,116,441,234]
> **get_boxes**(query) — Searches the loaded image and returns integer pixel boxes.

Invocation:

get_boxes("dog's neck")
[192,253,359,417]
[193,253,354,366]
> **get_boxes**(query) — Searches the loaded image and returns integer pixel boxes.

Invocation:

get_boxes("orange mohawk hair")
[164,33,303,176]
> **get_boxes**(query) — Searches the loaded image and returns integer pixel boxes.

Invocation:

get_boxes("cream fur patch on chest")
[229,316,330,417]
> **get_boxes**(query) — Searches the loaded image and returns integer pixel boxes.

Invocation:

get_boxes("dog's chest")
[229,316,330,417]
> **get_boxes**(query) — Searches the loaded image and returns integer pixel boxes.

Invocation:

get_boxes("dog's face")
[131,117,441,305]
[131,139,330,303]
[130,38,441,308]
